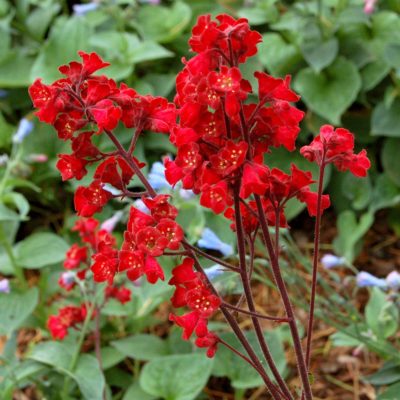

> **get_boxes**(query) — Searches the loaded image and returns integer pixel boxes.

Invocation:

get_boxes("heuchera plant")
[29,14,370,400]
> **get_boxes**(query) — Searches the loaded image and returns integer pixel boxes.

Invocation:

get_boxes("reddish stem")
[304,161,326,368]
[255,195,313,400]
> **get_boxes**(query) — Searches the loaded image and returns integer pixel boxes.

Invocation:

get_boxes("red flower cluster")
[169,258,220,357]
[300,125,370,177]
[91,195,183,285]
[105,284,132,304]
[165,14,305,219]
[47,305,88,340]
[29,51,176,218]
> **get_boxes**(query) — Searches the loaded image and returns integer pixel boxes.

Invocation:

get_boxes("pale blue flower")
[148,161,172,190]
[204,264,224,280]
[73,2,99,16]
[356,271,387,288]
[13,118,34,144]
[102,183,122,196]
[179,188,195,200]
[0,278,10,293]
[386,271,400,290]
[133,199,150,214]
[198,228,233,257]
[0,89,8,99]
[101,211,123,233]
[321,254,346,269]
[60,271,76,286]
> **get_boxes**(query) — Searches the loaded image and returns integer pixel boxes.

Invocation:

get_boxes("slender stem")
[218,337,259,369]
[304,162,326,368]
[255,195,313,400]
[94,306,103,370]
[61,303,96,400]
[222,302,290,322]
[234,189,294,400]
[128,124,143,154]
[183,241,239,272]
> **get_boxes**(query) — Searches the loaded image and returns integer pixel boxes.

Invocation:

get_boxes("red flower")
[47,305,88,340]
[175,142,202,174]
[94,156,134,190]
[105,284,132,304]
[169,311,206,340]
[64,244,88,270]
[195,332,219,358]
[143,256,165,283]
[56,154,88,181]
[142,195,178,221]
[118,250,145,281]
[156,218,184,250]
[200,181,232,214]
[90,99,122,132]
[300,125,371,177]
[240,162,269,198]
[254,72,299,103]
[136,227,168,257]
[208,66,242,93]
[169,257,198,286]
[186,288,221,317]
[209,140,248,177]
[74,180,112,217]
[91,244,118,284]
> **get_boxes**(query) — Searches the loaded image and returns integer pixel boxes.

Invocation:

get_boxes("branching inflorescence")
[29,14,371,400]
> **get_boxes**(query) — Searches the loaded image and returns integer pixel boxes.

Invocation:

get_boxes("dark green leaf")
[294,57,361,124]
[301,38,338,73]
[0,288,39,335]
[16,232,69,269]
[258,33,302,77]
[372,99,400,137]
[140,354,213,400]
[111,334,168,361]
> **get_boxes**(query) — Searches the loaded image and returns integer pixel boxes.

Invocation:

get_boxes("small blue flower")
[148,162,172,190]
[60,271,76,286]
[133,199,150,214]
[179,188,195,200]
[73,2,99,16]
[102,183,122,196]
[13,118,34,144]
[321,254,346,269]
[386,271,400,290]
[0,278,10,293]
[198,228,233,257]
[0,89,8,99]
[204,264,224,280]
[356,271,387,288]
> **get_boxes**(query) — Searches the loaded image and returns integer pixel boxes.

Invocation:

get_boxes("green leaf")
[301,38,339,73]
[140,354,213,400]
[135,2,192,43]
[0,50,35,87]
[372,99,400,137]
[378,381,400,400]
[111,334,168,361]
[74,354,105,400]
[342,174,372,210]
[0,203,20,222]
[258,33,302,77]
[370,174,400,213]
[365,361,400,386]
[294,57,361,124]
[98,347,125,370]
[237,0,279,25]
[0,287,39,335]
[16,232,69,269]
[382,138,400,186]
[1,192,30,220]
[0,112,14,147]
[384,43,400,69]
[26,3,61,40]
[123,382,157,400]
[365,288,399,339]
[31,17,93,84]
[130,41,173,64]
[212,330,287,389]
[333,210,374,262]
[29,343,105,400]
[361,60,390,91]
